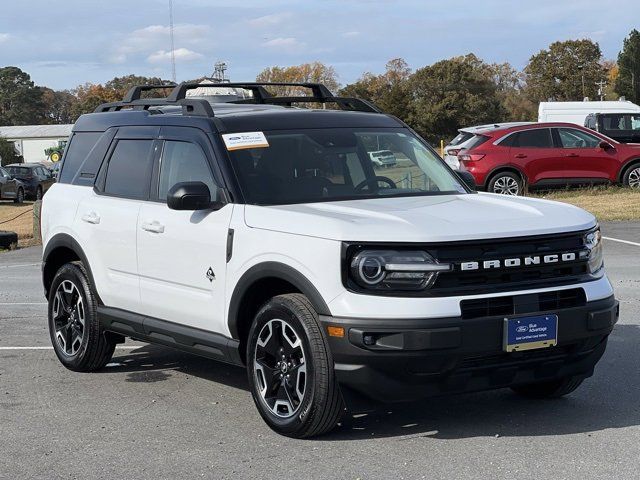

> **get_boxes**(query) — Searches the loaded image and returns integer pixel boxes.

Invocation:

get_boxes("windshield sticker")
[222,132,269,151]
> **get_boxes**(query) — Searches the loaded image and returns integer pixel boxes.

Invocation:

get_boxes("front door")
[554,127,619,181]
[137,128,233,333]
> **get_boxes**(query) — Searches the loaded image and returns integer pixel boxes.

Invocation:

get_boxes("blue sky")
[0,0,638,90]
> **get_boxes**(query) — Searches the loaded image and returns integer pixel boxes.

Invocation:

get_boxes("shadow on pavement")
[100,324,639,441]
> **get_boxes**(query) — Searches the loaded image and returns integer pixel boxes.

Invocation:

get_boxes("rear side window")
[449,131,474,146]
[58,133,101,184]
[7,167,30,176]
[514,129,552,148]
[103,140,154,199]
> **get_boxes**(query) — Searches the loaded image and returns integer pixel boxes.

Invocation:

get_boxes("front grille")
[428,230,591,295]
[460,288,586,319]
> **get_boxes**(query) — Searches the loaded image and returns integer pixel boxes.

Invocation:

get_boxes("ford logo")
[516,325,529,333]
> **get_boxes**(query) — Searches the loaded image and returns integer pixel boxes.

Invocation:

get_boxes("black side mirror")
[599,141,614,151]
[167,181,219,211]
[455,170,477,191]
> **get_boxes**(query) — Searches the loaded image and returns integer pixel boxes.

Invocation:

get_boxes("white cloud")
[147,48,204,64]
[248,12,293,27]
[341,31,360,38]
[261,37,305,52]
[0,33,10,43]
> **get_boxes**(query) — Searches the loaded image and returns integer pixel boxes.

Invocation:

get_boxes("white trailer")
[0,124,73,163]
[538,100,640,126]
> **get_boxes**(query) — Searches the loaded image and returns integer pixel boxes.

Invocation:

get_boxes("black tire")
[511,376,584,399]
[487,171,524,196]
[36,186,43,200]
[13,188,24,204]
[0,230,18,249]
[48,262,115,372]
[622,163,640,189]
[247,293,344,438]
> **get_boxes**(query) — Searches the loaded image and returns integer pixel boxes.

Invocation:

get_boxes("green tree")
[340,58,412,120]
[406,54,503,143]
[105,75,172,98]
[615,29,640,103]
[256,62,340,96]
[41,88,77,124]
[0,137,19,166]
[489,62,536,121]
[0,66,45,125]
[525,39,604,102]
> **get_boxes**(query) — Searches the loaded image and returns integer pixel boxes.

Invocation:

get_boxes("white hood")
[243,193,596,243]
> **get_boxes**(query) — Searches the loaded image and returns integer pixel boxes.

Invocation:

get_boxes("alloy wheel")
[52,280,85,356]
[629,167,640,189]
[253,318,307,418]
[492,176,520,195]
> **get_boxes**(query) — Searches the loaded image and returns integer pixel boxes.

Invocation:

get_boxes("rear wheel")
[511,376,584,399]
[36,186,43,200]
[48,262,115,371]
[247,294,344,438]
[623,164,640,189]
[488,172,523,196]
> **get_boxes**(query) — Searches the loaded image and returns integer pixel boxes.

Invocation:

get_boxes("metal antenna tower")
[169,0,176,82]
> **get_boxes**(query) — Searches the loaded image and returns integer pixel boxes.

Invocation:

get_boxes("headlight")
[583,228,604,275]
[350,250,451,291]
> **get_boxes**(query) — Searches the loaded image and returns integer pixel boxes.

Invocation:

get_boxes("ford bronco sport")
[41,83,618,438]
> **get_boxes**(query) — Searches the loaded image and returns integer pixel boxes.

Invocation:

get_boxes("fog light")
[363,334,376,346]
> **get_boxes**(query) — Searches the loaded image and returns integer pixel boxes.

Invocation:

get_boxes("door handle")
[81,212,101,224]
[514,154,527,159]
[141,220,165,234]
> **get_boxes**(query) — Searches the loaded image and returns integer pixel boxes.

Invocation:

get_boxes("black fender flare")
[227,262,331,340]
[42,233,98,301]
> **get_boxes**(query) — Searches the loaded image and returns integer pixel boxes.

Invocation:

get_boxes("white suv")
[41,83,618,438]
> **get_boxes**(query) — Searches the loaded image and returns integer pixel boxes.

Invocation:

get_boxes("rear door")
[509,128,557,183]
[553,127,618,181]
[137,127,233,333]
[75,127,158,313]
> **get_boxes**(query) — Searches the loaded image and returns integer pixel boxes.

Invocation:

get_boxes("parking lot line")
[0,346,141,350]
[603,236,640,248]
[0,302,47,305]
[0,262,40,269]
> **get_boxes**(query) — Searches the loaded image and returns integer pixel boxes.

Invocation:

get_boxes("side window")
[515,129,552,148]
[158,141,217,201]
[58,132,102,184]
[557,128,601,149]
[103,140,154,199]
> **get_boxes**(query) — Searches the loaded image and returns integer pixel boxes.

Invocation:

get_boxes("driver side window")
[557,128,600,148]
[158,141,218,201]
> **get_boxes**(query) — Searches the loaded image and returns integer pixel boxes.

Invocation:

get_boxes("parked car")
[5,163,55,200]
[368,149,397,168]
[0,166,25,203]
[585,112,640,144]
[41,82,617,438]
[458,122,640,195]
[444,123,534,169]
[538,100,640,125]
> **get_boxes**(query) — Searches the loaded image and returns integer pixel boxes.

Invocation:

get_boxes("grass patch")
[0,201,35,247]
[533,186,640,221]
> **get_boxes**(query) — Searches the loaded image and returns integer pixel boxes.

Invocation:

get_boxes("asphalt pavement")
[0,222,639,479]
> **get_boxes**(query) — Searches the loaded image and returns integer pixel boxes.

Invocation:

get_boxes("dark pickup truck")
[585,112,640,144]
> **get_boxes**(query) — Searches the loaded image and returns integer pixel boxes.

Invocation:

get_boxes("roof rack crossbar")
[122,84,177,103]
[231,95,381,113]
[93,98,214,117]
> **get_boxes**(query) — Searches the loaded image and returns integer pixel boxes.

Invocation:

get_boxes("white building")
[0,124,73,163]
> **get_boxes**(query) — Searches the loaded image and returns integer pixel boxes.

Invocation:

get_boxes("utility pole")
[595,80,607,101]
[169,0,176,83]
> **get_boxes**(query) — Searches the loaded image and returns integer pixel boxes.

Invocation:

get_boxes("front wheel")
[623,164,640,189]
[48,262,115,371]
[488,172,523,196]
[14,188,24,204]
[36,186,43,200]
[511,376,584,399]
[247,294,344,438]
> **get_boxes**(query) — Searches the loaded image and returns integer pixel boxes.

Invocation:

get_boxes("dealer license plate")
[503,314,558,352]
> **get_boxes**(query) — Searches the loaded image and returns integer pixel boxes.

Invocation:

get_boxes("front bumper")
[320,295,618,402]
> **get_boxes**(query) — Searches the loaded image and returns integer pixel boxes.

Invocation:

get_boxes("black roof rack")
[94,82,381,116]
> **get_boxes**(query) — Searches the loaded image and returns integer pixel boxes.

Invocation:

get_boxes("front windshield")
[228,128,467,205]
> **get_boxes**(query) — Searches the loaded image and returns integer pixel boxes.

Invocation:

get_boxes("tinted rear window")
[59,132,102,184]
[449,131,474,146]
[514,129,552,148]
[103,140,154,199]
[464,134,490,150]
[6,167,30,176]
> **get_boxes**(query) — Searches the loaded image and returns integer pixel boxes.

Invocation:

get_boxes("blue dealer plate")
[503,314,558,352]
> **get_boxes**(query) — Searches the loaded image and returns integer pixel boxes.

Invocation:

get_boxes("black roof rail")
[94,81,381,116]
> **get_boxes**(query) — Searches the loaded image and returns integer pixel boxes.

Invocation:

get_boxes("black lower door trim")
[98,306,243,366]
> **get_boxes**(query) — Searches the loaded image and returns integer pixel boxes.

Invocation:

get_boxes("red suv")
[458,122,640,195]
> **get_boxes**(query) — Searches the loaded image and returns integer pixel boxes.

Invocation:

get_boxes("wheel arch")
[228,262,331,363]
[42,233,97,301]
[484,165,528,189]
[618,158,640,184]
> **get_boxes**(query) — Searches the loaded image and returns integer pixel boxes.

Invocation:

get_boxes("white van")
[538,100,640,125]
